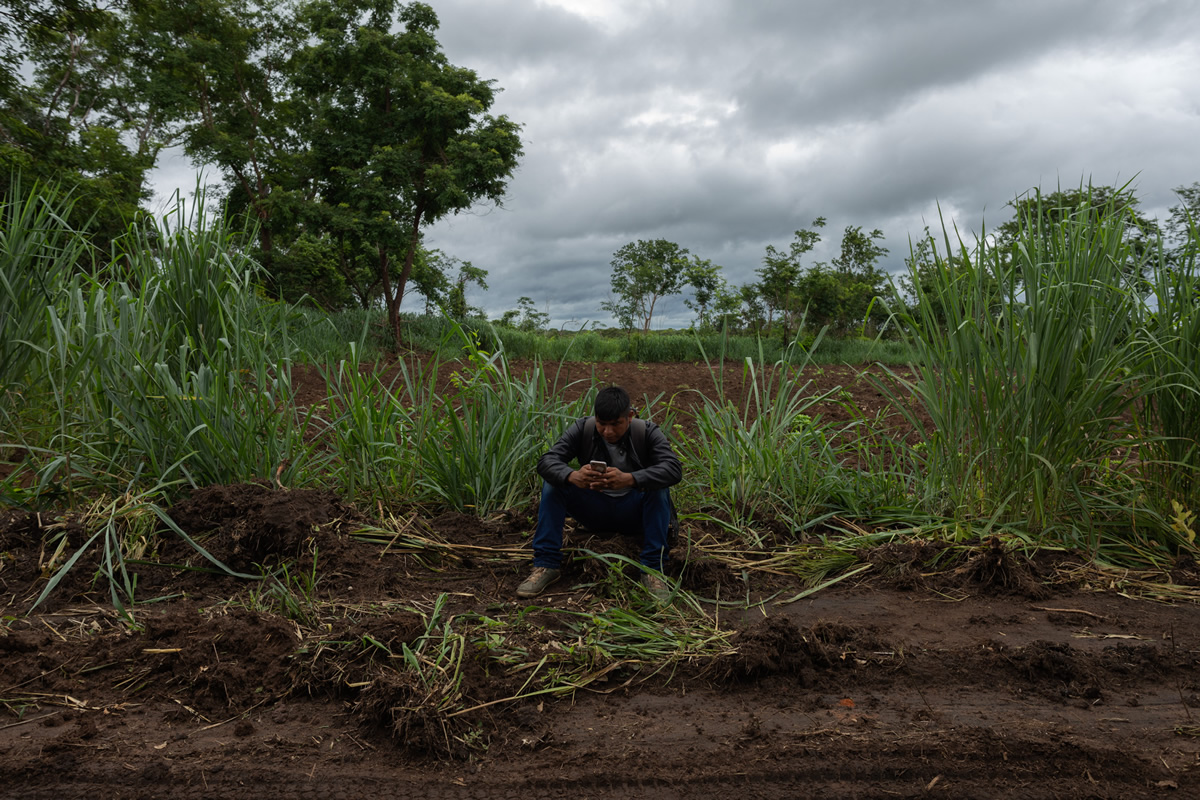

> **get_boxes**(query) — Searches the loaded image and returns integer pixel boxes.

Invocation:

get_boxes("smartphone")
[589,460,607,473]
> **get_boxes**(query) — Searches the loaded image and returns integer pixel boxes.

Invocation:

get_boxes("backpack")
[582,416,680,545]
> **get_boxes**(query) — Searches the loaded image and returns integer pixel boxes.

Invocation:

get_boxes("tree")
[995,185,1161,284]
[0,0,103,105]
[833,225,888,277]
[735,283,766,334]
[682,255,725,330]
[1166,181,1200,266]
[601,238,690,333]
[756,218,824,336]
[827,225,890,335]
[114,0,521,326]
[291,0,522,345]
[497,296,549,331]
[445,260,488,319]
[1,0,160,257]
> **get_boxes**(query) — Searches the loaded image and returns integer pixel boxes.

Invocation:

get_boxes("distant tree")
[445,260,488,319]
[406,248,453,314]
[736,283,766,334]
[828,225,890,335]
[498,296,549,331]
[995,185,1160,284]
[710,284,745,333]
[833,225,888,277]
[601,238,691,333]
[682,255,725,330]
[1165,181,1200,266]
[756,218,825,338]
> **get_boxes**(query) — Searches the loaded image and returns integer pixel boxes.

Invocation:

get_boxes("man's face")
[595,410,634,443]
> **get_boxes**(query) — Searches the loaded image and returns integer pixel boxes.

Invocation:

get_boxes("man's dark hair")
[594,386,632,420]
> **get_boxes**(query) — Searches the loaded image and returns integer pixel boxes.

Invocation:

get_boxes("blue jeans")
[532,481,671,572]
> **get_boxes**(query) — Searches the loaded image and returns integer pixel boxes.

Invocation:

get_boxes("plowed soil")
[2,359,1198,799]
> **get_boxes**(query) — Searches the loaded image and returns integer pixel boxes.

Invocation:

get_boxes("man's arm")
[536,417,588,487]
[629,421,682,490]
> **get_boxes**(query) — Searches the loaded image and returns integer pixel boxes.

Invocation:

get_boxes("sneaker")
[517,567,561,598]
[641,571,672,603]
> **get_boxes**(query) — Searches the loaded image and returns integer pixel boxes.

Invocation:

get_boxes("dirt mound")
[709,616,886,685]
[163,482,356,571]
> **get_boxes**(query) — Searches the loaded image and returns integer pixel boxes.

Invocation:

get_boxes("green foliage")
[757,218,824,336]
[994,183,1160,284]
[495,296,549,332]
[755,220,890,339]
[677,336,860,543]
[319,342,420,504]
[880,188,1162,551]
[0,1,168,256]
[0,179,87,392]
[1136,224,1200,512]
[409,324,585,514]
[407,321,920,366]
[602,238,691,333]
[682,256,727,331]
[444,260,489,319]
[2,187,315,501]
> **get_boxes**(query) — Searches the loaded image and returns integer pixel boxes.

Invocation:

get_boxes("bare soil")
[2,359,1198,799]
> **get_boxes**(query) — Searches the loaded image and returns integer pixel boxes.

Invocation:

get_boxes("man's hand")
[570,464,635,491]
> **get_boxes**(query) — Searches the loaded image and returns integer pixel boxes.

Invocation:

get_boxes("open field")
[2,359,1198,799]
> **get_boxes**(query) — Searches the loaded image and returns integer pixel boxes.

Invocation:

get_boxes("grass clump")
[882,185,1193,560]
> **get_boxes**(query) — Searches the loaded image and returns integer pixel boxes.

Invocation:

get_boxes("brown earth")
[2,359,1198,799]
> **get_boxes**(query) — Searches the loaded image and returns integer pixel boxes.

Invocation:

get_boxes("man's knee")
[642,487,671,510]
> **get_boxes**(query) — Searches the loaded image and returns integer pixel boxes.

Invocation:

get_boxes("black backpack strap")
[630,417,647,461]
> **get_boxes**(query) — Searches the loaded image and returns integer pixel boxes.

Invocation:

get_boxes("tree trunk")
[378,246,400,349]
[388,208,425,347]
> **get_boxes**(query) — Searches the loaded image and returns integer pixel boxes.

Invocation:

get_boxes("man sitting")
[518,386,682,601]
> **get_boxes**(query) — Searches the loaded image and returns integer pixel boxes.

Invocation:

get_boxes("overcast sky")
[153,0,1200,329]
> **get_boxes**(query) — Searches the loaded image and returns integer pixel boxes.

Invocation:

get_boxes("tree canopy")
[3,0,522,334]
[602,238,691,333]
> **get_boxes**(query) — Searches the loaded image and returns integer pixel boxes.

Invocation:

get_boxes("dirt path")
[2,359,1197,798]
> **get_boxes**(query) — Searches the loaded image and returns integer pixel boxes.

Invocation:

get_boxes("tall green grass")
[318,341,427,505]
[14,192,314,496]
[1137,226,1200,518]
[676,334,858,543]
[0,180,87,402]
[408,326,588,515]
[882,189,1171,554]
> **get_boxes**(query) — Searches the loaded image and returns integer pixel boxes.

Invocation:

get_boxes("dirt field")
[2,359,1198,799]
